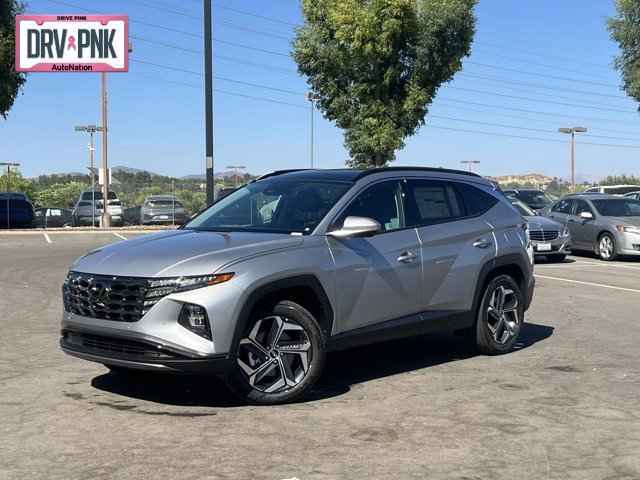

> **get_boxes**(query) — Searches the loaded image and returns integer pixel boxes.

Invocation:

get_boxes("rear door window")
[404,180,463,227]
[455,182,498,216]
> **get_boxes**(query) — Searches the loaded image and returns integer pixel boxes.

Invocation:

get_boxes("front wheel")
[475,275,524,355]
[597,233,617,261]
[226,300,325,405]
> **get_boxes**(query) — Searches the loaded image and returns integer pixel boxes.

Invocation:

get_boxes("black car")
[503,189,555,212]
[0,193,34,228]
[33,207,73,228]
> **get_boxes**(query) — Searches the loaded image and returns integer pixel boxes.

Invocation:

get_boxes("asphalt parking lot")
[1,232,639,480]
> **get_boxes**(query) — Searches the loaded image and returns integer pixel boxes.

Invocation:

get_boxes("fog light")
[178,303,211,340]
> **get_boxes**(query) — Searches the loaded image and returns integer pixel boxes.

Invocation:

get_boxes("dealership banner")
[15,15,129,72]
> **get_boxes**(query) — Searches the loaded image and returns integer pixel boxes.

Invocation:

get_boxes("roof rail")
[254,169,311,181]
[354,166,481,180]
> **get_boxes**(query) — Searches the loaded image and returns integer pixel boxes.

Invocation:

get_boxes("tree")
[0,0,26,118]
[293,0,476,168]
[608,0,640,106]
[31,182,88,208]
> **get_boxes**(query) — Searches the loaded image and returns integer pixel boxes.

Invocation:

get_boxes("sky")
[1,0,639,182]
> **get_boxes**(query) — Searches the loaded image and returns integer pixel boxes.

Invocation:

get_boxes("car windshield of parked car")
[185,179,352,234]
[518,191,552,206]
[592,199,640,217]
[511,200,535,216]
[81,191,117,201]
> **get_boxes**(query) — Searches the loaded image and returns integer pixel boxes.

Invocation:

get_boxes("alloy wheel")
[486,285,520,345]
[599,236,614,260]
[237,316,312,393]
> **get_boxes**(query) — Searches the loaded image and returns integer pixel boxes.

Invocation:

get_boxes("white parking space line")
[536,274,640,294]
[43,232,52,244]
[572,260,640,271]
[112,232,127,240]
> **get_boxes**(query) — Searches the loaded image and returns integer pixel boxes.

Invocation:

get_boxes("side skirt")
[326,310,474,353]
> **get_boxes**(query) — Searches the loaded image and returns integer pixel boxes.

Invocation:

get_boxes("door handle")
[397,251,417,263]
[473,239,492,249]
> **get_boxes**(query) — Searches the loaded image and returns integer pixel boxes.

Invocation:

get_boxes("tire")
[597,233,617,261]
[546,254,566,263]
[225,300,326,405]
[475,275,524,355]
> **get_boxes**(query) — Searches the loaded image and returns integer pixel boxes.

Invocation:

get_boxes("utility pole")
[460,160,480,173]
[227,165,247,187]
[204,0,215,205]
[1,162,20,229]
[305,92,319,168]
[558,127,587,192]
[101,72,111,227]
[75,125,103,227]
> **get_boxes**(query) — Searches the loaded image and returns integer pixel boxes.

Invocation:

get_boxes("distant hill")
[112,165,161,177]
[487,173,556,187]
[181,170,250,180]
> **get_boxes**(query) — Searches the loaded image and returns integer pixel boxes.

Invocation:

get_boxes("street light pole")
[100,72,111,228]
[305,92,319,168]
[75,125,104,227]
[460,160,480,173]
[1,162,20,229]
[558,127,587,192]
[204,0,215,206]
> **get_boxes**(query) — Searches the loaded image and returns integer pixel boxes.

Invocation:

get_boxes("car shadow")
[535,256,576,265]
[90,322,554,408]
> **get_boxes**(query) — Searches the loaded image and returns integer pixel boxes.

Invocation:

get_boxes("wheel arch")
[473,254,528,316]
[231,275,334,354]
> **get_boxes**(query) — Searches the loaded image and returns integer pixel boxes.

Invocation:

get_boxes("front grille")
[529,229,559,242]
[63,272,172,322]
[63,331,179,359]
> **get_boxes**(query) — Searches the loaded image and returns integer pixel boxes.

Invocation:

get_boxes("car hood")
[606,217,640,227]
[524,215,563,230]
[71,230,303,278]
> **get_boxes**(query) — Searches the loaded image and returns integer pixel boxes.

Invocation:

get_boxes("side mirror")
[580,211,594,220]
[327,216,382,238]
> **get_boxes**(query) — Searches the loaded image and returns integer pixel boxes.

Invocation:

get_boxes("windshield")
[185,179,352,234]
[82,191,117,200]
[592,199,640,217]
[511,200,535,216]
[518,191,552,206]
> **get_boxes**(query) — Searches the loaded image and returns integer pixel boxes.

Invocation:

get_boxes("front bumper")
[531,238,571,256]
[60,328,234,374]
[617,231,640,256]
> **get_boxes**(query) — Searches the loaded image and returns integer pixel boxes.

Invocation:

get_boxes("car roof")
[565,193,621,200]
[256,167,487,184]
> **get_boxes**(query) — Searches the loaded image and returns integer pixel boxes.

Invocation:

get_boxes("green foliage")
[32,182,88,208]
[0,170,36,200]
[293,0,476,168]
[175,189,207,214]
[599,174,640,185]
[608,0,640,106]
[0,0,26,118]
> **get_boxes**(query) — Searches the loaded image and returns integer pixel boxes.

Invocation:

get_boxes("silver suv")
[60,168,535,404]
[72,189,124,227]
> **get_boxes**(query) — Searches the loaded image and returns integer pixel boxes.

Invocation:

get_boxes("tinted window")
[517,190,552,206]
[339,181,403,232]
[552,199,573,214]
[574,200,593,216]
[404,180,463,227]
[78,201,91,207]
[82,191,117,200]
[511,200,535,216]
[186,179,351,234]
[456,183,498,216]
[592,199,640,217]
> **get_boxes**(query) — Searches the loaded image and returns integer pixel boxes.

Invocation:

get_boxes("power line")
[446,86,635,114]
[426,125,640,149]
[217,20,292,41]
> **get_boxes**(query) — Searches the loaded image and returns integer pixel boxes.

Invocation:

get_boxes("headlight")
[147,272,234,294]
[616,225,640,234]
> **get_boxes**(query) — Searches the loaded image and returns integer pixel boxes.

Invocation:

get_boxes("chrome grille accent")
[529,229,559,242]
[63,272,172,322]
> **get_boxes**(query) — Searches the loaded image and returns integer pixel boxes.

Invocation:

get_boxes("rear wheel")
[475,275,524,355]
[597,233,617,261]
[226,300,325,405]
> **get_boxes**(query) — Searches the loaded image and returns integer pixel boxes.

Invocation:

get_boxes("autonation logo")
[15,15,129,72]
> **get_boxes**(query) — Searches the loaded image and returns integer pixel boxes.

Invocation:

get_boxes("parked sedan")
[548,194,640,261]
[33,207,73,228]
[140,195,188,225]
[511,199,571,262]
[503,188,555,212]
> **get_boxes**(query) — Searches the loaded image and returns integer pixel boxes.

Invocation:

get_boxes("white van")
[584,185,640,196]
